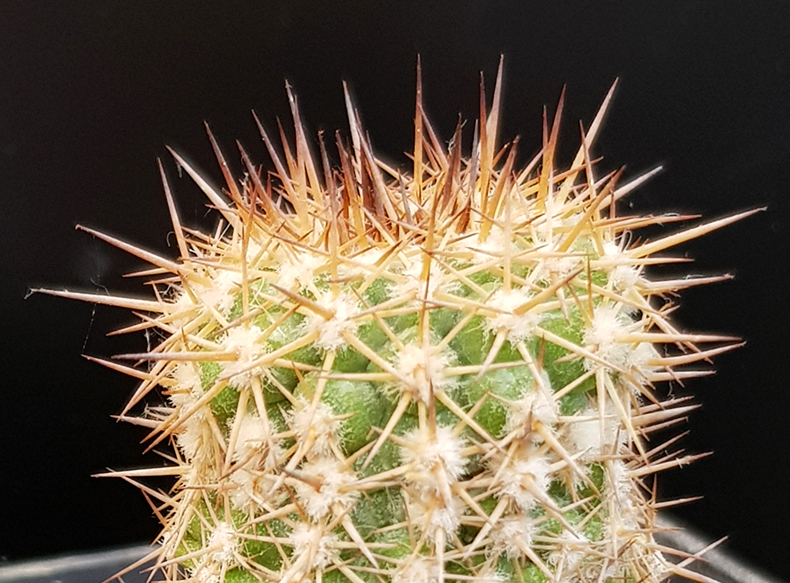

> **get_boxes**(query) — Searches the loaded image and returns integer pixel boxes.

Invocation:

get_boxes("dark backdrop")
[1,1,789,580]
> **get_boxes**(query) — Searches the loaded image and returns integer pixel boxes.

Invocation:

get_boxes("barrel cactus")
[39,64,754,583]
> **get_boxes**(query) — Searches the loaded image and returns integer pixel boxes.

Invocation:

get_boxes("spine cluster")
[40,64,751,583]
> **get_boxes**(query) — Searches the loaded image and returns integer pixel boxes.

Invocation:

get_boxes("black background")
[1,1,789,580]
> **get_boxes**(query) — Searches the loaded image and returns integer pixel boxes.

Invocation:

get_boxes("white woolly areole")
[278,251,325,290]
[548,531,590,572]
[400,425,468,491]
[395,257,445,299]
[294,458,357,520]
[585,304,629,347]
[608,460,640,532]
[497,453,551,511]
[175,412,209,462]
[566,406,626,461]
[208,522,239,565]
[530,230,586,282]
[405,491,464,539]
[227,411,284,509]
[395,344,452,402]
[229,468,284,511]
[602,240,640,291]
[470,226,507,264]
[583,305,634,370]
[584,305,658,375]
[220,325,265,389]
[490,516,535,559]
[505,384,559,437]
[542,253,584,282]
[304,292,359,350]
[641,549,669,580]
[244,238,263,263]
[602,240,621,258]
[610,264,640,290]
[393,556,440,583]
[202,269,242,315]
[400,426,467,537]
[629,341,660,375]
[474,568,509,583]
[168,363,202,407]
[484,288,541,342]
[608,460,633,502]
[337,247,384,279]
[289,523,338,570]
[191,569,220,583]
[168,288,200,326]
[289,399,340,457]
[232,413,280,462]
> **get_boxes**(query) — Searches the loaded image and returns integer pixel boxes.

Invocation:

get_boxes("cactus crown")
[39,63,753,583]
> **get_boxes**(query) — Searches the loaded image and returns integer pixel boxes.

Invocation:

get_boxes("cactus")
[38,64,755,583]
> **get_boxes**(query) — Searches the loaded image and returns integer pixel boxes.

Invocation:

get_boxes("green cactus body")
[39,66,753,583]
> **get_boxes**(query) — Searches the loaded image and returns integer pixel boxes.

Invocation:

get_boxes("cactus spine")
[40,65,753,583]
